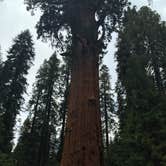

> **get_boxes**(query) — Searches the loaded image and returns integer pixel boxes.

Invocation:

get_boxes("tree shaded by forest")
[109,6,166,166]
[14,53,60,166]
[99,64,117,165]
[14,52,72,166]
[0,30,35,154]
[56,55,71,162]
[99,65,114,153]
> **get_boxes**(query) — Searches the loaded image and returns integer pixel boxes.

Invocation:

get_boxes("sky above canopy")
[0,0,166,141]
[0,0,166,93]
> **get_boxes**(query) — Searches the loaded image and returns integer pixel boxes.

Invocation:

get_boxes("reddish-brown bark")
[60,37,103,166]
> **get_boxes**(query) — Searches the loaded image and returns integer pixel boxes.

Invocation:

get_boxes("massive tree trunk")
[60,36,103,165]
[60,6,103,165]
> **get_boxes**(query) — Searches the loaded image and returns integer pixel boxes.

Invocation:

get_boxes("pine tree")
[24,1,128,165]
[13,118,35,166]
[99,64,115,165]
[99,65,114,153]
[57,54,71,162]
[14,52,60,166]
[109,7,166,166]
[0,30,35,153]
[37,54,60,166]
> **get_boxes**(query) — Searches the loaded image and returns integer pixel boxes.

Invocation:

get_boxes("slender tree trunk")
[61,36,103,165]
[30,92,41,134]
[37,107,51,166]
[37,83,53,166]
[57,81,69,162]
[104,93,109,155]
[2,77,19,153]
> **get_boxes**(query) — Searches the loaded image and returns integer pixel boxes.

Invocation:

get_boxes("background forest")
[0,0,166,166]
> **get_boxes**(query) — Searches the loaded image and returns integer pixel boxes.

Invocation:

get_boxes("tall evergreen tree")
[37,54,60,166]
[57,54,71,162]
[99,64,116,165]
[24,0,128,165]
[14,52,60,166]
[109,7,166,166]
[0,30,35,153]
[99,65,114,153]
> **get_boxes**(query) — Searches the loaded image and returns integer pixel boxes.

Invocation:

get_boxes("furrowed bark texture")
[60,38,103,166]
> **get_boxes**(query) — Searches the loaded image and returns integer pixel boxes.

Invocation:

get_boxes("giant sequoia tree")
[0,30,35,153]
[25,0,128,165]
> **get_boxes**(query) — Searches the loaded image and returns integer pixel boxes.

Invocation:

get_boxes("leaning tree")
[25,0,128,165]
